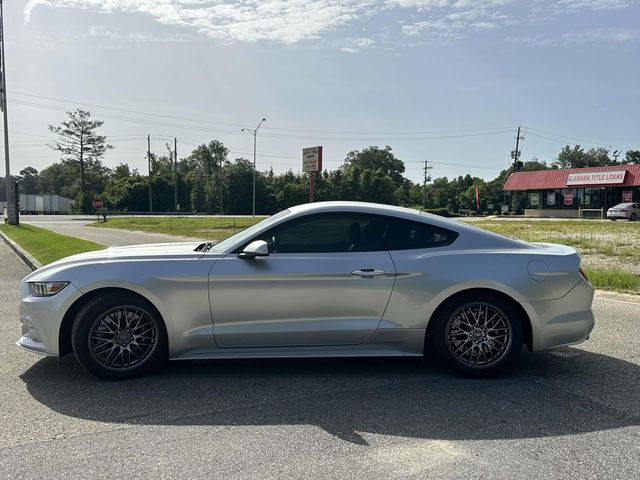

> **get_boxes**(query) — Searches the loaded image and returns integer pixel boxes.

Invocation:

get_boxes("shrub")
[422,208,461,218]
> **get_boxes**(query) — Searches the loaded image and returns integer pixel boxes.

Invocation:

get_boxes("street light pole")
[1,0,17,224]
[242,118,266,217]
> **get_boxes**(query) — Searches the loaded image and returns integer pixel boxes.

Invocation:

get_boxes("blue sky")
[4,0,640,183]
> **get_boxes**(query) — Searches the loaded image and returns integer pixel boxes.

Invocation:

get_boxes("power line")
[8,98,514,142]
[9,89,517,137]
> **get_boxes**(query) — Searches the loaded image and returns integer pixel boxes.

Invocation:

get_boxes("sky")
[3,0,640,184]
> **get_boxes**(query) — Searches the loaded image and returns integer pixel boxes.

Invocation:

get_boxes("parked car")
[607,202,640,221]
[16,201,595,380]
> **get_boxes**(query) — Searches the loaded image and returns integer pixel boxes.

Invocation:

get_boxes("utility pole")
[147,134,152,213]
[0,0,17,224]
[174,137,178,212]
[510,126,524,213]
[422,160,432,210]
[219,152,223,215]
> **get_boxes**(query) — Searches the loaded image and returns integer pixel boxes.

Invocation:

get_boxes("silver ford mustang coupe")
[17,201,594,380]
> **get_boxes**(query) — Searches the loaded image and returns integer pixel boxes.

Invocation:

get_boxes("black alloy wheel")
[72,292,167,380]
[428,292,523,378]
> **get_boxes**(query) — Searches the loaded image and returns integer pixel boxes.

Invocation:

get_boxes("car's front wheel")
[428,293,523,378]
[71,292,167,380]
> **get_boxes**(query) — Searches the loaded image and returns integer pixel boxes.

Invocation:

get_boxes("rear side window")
[386,219,458,250]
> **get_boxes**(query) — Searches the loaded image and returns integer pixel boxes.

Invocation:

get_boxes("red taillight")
[579,267,589,282]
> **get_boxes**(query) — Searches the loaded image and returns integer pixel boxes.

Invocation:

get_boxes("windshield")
[210,209,291,252]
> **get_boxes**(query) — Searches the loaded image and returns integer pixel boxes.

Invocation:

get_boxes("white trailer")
[35,195,44,213]
[57,195,73,213]
[20,193,73,214]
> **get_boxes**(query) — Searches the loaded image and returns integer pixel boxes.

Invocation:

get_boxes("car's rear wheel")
[429,293,523,378]
[631,213,637,221]
[71,293,167,380]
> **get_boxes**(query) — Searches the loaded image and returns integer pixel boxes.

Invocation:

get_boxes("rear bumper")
[607,212,629,219]
[522,279,595,351]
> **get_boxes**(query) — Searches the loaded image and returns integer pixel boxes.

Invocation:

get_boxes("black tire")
[610,218,617,221]
[428,292,523,378]
[630,213,637,222]
[71,292,167,380]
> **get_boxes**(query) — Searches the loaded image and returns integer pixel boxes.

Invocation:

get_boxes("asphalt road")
[0,242,638,479]
[19,215,206,246]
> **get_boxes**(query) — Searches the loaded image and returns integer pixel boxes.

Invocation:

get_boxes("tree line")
[3,109,639,214]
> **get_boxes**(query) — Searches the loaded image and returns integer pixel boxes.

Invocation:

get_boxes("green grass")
[91,216,264,241]
[476,219,640,294]
[582,268,640,294]
[0,224,105,265]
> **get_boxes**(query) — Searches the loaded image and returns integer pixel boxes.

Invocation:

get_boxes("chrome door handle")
[351,269,386,278]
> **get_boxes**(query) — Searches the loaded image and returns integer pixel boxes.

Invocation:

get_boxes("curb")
[0,230,43,271]
[594,290,640,304]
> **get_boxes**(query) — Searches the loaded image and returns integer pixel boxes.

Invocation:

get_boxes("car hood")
[24,242,223,282]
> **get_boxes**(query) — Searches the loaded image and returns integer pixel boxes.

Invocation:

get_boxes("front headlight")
[29,282,69,297]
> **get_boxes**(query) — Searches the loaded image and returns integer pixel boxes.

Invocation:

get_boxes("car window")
[386,219,458,250]
[253,214,391,253]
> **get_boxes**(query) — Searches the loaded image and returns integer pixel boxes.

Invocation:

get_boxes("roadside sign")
[623,190,633,203]
[547,192,556,205]
[501,205,509,213]
[564,191,573,206]
[302,146,323,173]
[93,198,104,209]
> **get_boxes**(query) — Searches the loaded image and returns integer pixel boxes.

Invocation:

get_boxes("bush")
[422,208,461,218]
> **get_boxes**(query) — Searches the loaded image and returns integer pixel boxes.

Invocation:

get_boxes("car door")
[209,213,397,348]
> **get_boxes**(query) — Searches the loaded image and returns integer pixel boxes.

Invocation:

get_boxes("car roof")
[288,201,422,217]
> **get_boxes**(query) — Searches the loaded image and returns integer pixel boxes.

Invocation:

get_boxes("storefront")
[503,165,640,218]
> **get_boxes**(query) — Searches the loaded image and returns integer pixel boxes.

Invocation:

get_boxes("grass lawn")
[0,224,105,265]
[476,219,640,294]
[91,216,264,241]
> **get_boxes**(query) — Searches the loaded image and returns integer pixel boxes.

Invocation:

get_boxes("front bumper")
[17,282,82,357]
[522,278,595,351]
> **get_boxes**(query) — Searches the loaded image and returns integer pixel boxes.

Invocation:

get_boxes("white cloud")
[510,27,640,46]
[23,0,639,47]
[555,0,630,12]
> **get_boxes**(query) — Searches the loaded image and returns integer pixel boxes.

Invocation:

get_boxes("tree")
[17,167,40,194]
[625,150,640,164]
[49,109,112,212]
[185,140,228,213]
[554,145,614,169]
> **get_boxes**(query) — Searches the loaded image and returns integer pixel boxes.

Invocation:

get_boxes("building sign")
[530,192,540,206]
[566,170,626,186]
[302,146,323,173]
[547,192,556,205]
[623,190,633,203]
[564,191,573,205]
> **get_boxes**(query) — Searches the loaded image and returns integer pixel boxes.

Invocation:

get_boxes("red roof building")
[503,165,640,217]
[504,164,640,191]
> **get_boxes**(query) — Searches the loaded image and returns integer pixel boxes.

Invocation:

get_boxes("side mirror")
[238,240,269,259]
